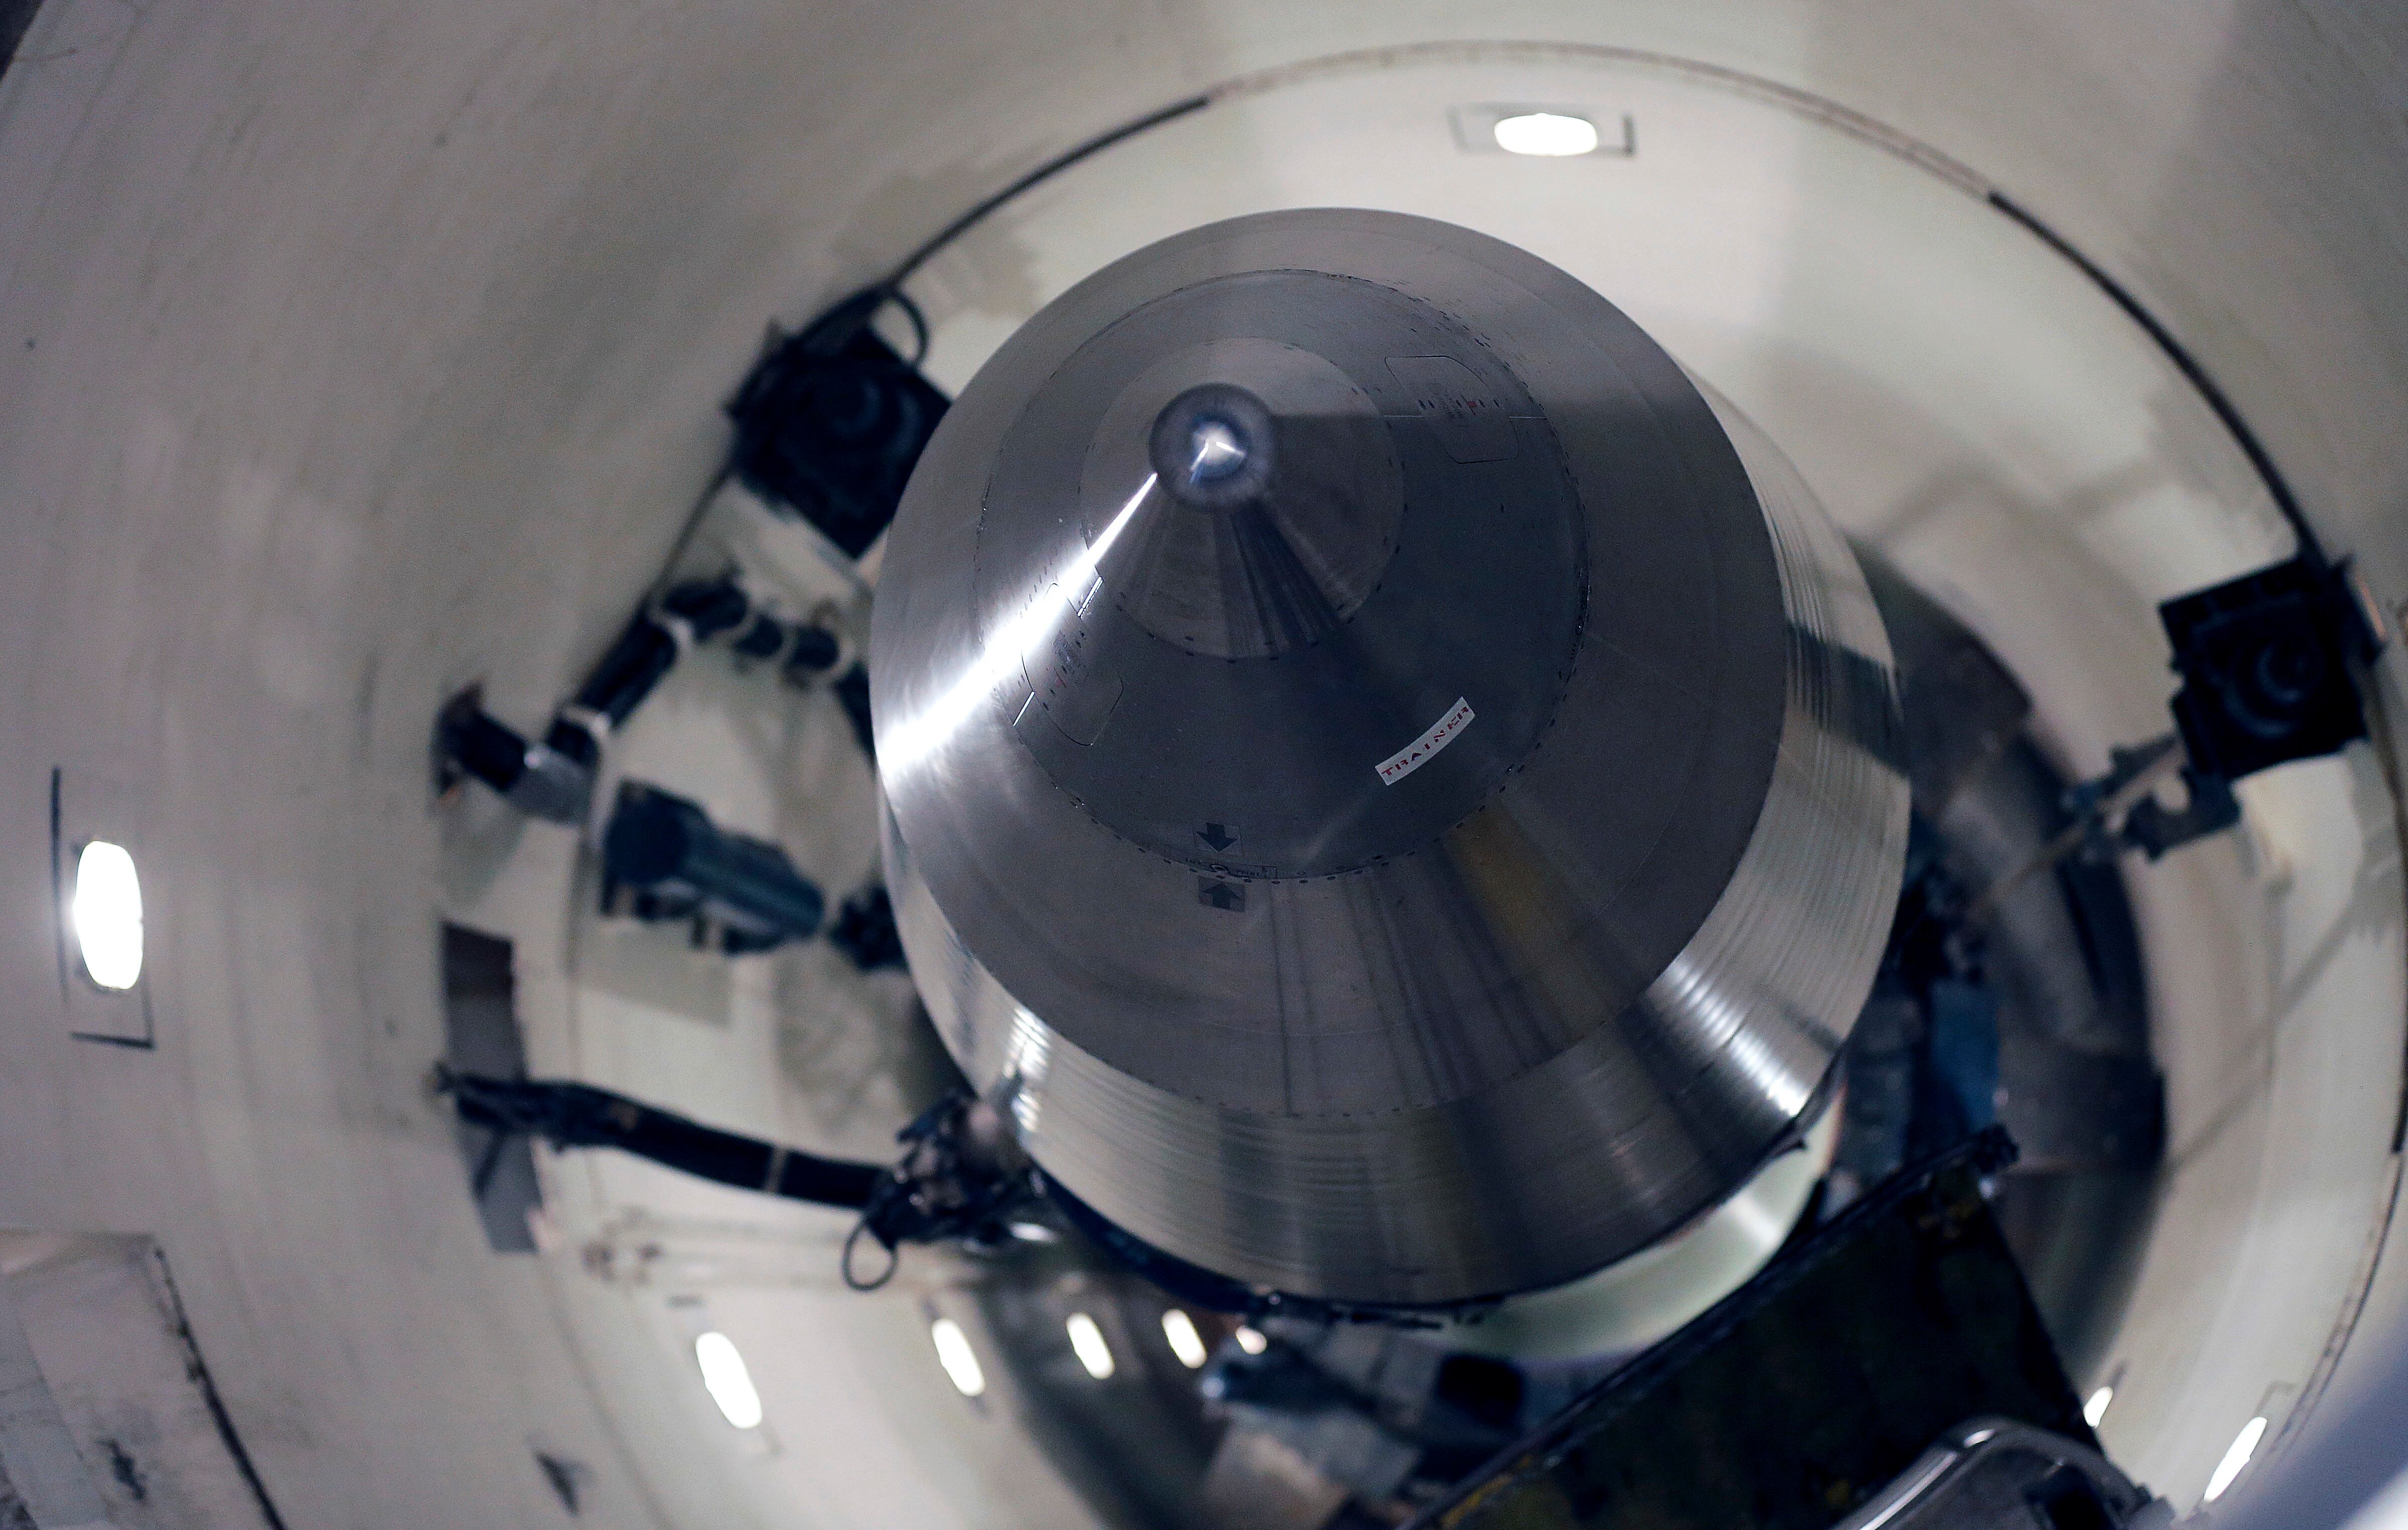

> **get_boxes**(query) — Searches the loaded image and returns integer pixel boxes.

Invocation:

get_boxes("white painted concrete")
[0,3,2402,1525]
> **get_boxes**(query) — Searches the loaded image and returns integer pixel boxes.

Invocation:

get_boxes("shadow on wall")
[0,0,37,78]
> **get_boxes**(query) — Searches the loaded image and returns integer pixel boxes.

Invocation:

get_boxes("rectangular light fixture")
[930,1316,985,1397]
[1160,1309,1208,1369]
[1065,1312,1115,1379]
[692,1331,763,1429]
[1446,104,1634,158]
[2204,1416,2267,1502]
[2084,1385,2113,1428]
[49,768,153,1047]
[70,839,144,990]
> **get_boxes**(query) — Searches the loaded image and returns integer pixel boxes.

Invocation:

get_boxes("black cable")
[782,283,931,366]
[435,1070,1044,1296]
[841,1219,902,1292]
[878,94,1213,294]
[883,288,931,368]
[1985,191,2330,570]
[702,94,1213,532]
[777,98,1213,373]
[436,1068,886,1211]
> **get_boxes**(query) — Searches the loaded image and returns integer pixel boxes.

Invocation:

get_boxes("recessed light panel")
[72,840,143,990]
[693,1331,763,1429]
[1493,110,1600,157]
[1065,1312,1115,1379]
[930,1317,985,1397]
[1160,1309,1208,1369]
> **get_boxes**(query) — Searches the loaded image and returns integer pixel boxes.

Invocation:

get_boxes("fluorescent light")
[1065,1312,1115,1379]
[71,837,143,991]
[1160,1309,1209,1369]
[71,841,143,990]
[692,1331,763,1429]
[930,1316,985,1397]
[2084,1386,2114,1428]
[1494,111,1598,157]
[2204,1416,2267,1502]
[1234,1325,1267,1356]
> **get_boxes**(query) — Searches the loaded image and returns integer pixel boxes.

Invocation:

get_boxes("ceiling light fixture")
[71,840,143,990]
[1493,110,1599,157]
[1160,1309,1208,1369]
[1065,1312,1115,1379]
[930,1316,985,1397]
[2204,1416,2267,1502]
[692,1331,764,1429]
[1234,1325,1267,1356]
[2084,1385,2114,1428]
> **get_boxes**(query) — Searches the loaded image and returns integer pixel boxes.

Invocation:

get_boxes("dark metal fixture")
[434,1070,1042,1287]
[1829,1420,2168,1530]
[597,781,824,954]
[726,290,950,558]
[1405,1132,2108,1530]
[825,884,909,972]
[436,576,845,826]
[1961,552,2383,911]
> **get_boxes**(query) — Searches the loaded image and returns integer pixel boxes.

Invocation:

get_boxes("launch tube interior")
[0,6,2405,1530]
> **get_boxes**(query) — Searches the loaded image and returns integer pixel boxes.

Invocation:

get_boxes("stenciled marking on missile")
[1195,822,1240,853]
[1375,697,1475,786]
[1385,355,1516,463]
[1197,878,1246,913]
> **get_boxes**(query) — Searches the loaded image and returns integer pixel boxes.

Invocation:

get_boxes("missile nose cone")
[871,209,1908,1306]
[1150,384,1269,503]
[1182,418,1245,482]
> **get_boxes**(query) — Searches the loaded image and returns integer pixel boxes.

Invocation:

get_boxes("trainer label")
[1376,698,1475,785]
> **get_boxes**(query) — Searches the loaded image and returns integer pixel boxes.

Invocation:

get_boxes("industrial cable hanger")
[433,1067,1042,1292]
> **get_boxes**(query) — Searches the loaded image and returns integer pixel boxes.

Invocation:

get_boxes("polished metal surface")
[1830,1419,2163,1530]
[873,209,1907,1305]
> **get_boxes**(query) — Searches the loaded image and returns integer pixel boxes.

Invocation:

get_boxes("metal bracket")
[2158,553,2376,785]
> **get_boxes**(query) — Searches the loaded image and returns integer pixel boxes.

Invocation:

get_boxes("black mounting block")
[726,290,949,558]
